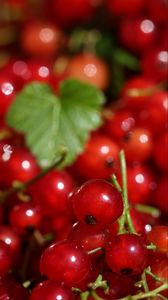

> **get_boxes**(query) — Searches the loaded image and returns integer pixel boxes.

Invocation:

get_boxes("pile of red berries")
[0,0,168,299]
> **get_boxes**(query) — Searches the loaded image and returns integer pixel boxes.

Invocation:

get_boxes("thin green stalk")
[80,291,90,300]
[90,291,105,300]
[87,247,103,255]
[111,174,122,193]
[88,275,109,292]
[135,204,160,218]
[141,270,150,300]
[119,284,168,300]
[118,150,136,234]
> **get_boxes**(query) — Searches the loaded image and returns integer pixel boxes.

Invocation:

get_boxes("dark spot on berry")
[122,132,132,142]
[85,215,97,225]
[105,157,114,168]
[120,268,133,275]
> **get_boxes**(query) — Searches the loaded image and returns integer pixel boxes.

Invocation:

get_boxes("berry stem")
[87,247,103,255]
[113,150,136,234]
[141,269,149,296]
[111,174,122,193]
[135,204,160,218]
[88,274,109,292]
[119,283,168,300]
[146,243,157,250]
[0,148,67,203]
[90,290,106,300]
[80,291,90,300]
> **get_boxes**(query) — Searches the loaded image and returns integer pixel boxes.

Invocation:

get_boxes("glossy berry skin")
[121,76,156,109]
[137,91,168,135]
[9,202,41,233]
[0,241,12,276]
[0,144,40,188]
[130,208,159,235]
[30,170,74,217]
[126,164,156,205]
[105,234,148,275]
[107,0,146,17]
[146,226,168,254]
[141,47,168,82]
[0,225,20,257]
[30,280,75,300]
[0,75,16,118]
[103,109,135,140]
[147,257,168,298]
[40,240,91,286]
[121,127,153,163]
[119,18,156,54]
[103,271,137,299]
[4,59,52,90]
[69,222,105,258]
[74,134,120,179]
[72,179,123,227]
[66,53,109,90]
[21,21,64,58]
[23,60,52,85]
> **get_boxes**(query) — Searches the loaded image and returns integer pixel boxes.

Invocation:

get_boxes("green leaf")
[6,79,105,167]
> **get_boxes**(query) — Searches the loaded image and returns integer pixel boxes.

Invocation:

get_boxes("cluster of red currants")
[0,0,168,299]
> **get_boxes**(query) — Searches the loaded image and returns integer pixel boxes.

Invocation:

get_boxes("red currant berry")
[21,21,64,58]
[105,234,148,275]
[136,90,168,135]
[66,52,109,90]
[69,221,105,258]
[146,226,168,254]
[40,240,91,286]
[30,280,75,300]
[121,127,153,163]
[119,18,157,54]
[142,47,168,82]
[126,164,156,205]
[121,76,156,109]
[72,179,123,227]
[0,144,40,188]
[0,225,21,257]
[9,202,41,233]
[147,257,168,298]
[30,170,74,217]
[103,271,137,299]
[74,134,120,179]
[103,109,135,140]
